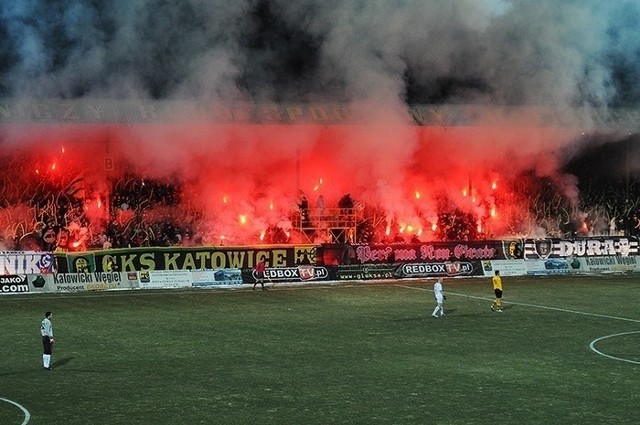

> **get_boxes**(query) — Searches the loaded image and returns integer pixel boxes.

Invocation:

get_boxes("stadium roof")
[0,98,639,130]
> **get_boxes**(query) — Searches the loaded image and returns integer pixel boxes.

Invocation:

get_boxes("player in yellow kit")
[491,270,503,312]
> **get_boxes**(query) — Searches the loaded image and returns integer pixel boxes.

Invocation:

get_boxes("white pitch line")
[0,397,31,425]
[0,282,370,301]
[588,331,640,365]
[398,284,640,365]
[397,284,640,323]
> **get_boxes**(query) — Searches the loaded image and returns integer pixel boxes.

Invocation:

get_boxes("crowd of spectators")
[1,169,639,252]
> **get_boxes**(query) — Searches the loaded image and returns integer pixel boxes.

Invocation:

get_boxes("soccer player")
[253,258,268,290]
[432,278,445,317]
[491,270,503,312]
[41,311,55,370]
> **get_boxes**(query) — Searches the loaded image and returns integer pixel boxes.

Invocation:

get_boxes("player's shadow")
[52,356,74,369]
[393,308,459,324]
[0,357,75,377]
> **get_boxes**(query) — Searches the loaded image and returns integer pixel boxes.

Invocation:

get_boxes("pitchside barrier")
[1,236,639,294]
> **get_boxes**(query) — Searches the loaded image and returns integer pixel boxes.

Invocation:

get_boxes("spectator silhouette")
[298,190,310,226]
[338,194,354,218]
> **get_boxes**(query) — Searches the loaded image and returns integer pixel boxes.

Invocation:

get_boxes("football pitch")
[1,275,639,425]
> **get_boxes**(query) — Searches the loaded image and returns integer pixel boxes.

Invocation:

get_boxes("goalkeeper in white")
[432,279,445,317]
[41,311,55,370]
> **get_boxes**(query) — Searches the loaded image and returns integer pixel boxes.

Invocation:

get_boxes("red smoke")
[0,118,583,248]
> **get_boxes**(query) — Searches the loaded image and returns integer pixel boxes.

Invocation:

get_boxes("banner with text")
[1,251,55,275]
[319,241,514,266]
[523,237,638,259]
[57,245,317,273]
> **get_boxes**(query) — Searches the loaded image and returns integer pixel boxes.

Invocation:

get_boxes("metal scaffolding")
[291,207,360,244]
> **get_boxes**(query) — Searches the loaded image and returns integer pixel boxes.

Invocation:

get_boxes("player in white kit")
[432,279,445,317]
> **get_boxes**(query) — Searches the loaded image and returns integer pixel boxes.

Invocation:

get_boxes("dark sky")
[565,134,640,188]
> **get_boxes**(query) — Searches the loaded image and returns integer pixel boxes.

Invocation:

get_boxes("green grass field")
[1,275,639,425]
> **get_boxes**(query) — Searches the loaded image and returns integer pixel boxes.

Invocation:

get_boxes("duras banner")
[319,241,515,266]
[0,251,56,275]
[523,237,639,259]
[57,245,318,273]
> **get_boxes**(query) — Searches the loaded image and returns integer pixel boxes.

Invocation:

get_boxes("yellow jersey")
[492,274,502,290]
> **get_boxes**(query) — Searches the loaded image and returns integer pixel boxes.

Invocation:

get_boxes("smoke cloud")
[2,0,638,104]
[1,0,639,244]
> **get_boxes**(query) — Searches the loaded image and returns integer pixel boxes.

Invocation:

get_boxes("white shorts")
[435,294,444,303]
